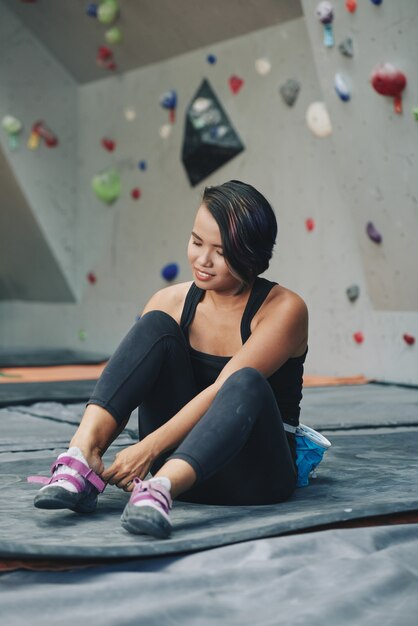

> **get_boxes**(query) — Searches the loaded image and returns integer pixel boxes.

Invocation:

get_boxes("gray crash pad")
[0,348,109,367]
[1,524,417,626]
[0,407,136,453]
[0,380,98,408]
[301,383,418,429]
[1,430,418,559]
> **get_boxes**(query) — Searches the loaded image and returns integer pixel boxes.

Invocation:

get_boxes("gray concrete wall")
[1,3,417,384]
[0,2,78,298]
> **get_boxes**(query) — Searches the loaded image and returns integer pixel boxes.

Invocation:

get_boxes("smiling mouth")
[195,268,214,278]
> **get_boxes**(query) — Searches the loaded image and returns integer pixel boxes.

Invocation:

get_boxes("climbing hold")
[316,2,334,47]
[339,37,354,58]
[371,63,407,114]
[366,221,382,244]
[101,137,115,152]
[79,329,87,341]
[2,115,23,150]
[305,218,315,232]
[161,263,179,282]
[346,284,360,302]
[345,0,357,12]
[87,272,97,284]
[138,160,147,171]
[255,58,271,76]
[124,107,136,121]
[207,54,217,65]
[85,3,98,17]
[370,0,383,5]
[96,46,116,70]
[131,187,141,200]
[412,108,418,121]
[279,79,301,107]
[334,73,351,101]
[97,0,119,25]
[105,26,122,45]
[28,121,58,148]
[159,124,172,139]
[403,334,416,346]
[306,102,332,138]
[229,75,244,95]
[91,168,121,204]
[159,90,177,124]
[353,332,364,344]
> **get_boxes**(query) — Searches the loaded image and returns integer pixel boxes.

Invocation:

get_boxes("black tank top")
[180,277,307,428]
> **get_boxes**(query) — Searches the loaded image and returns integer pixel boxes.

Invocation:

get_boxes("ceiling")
[1,0,303,84]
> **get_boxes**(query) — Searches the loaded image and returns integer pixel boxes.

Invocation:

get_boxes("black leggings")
[88,310,297,505]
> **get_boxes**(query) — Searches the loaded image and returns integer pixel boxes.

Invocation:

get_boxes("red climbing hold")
[101,138,115,152]
[97,46,113,61]
[131,187,141,200]
[87,272,97,284]
[403,334,416,346]
[229,75,244,95]
[305,218,315,232]
[371,63,407,114]
[345,0,357,12]
[353,332,364,344]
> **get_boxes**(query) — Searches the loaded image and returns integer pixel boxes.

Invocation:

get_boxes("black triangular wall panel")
[181,79,245,186]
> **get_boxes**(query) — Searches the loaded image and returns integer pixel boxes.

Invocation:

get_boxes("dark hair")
[202,180,277,293]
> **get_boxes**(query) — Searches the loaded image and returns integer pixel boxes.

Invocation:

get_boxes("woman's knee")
[225,367,267,389]
[134,310,182,339]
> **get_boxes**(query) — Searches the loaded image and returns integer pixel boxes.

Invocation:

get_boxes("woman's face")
[187,204,241,294]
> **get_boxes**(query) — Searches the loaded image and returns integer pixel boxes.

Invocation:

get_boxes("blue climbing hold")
[334,73,351,102]
[86,3,98,17]
[370,0,383,5]
[161,263,179,282]
[207,54,217,65]
[138,160,147,171]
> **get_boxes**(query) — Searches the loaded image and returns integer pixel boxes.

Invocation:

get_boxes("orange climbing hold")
[345,0,357,13]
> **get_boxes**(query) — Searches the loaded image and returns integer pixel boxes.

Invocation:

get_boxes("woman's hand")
[101,439,155,492]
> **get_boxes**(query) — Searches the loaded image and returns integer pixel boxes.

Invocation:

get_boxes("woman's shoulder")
[142,281,193,322]
[255,281,308,327]
[263,281,307,310]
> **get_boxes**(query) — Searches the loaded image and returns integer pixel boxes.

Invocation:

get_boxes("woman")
[30,180,308,539]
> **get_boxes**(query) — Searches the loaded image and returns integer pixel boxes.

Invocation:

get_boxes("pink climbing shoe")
[27,448,106,514]
[120,478,172,539]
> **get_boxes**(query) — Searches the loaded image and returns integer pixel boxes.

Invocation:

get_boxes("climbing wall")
[302,0,418,312]
[0,0,417,384]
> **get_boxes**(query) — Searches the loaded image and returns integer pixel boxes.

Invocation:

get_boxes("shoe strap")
[50,455,106,492]
[130,479,172,513]
[27,473,85,492]
[27,455,106,493]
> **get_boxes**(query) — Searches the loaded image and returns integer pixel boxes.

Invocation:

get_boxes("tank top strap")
[240,277,278,343]
[180,282,205,336]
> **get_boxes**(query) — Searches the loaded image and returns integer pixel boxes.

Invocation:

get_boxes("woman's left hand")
[101,439,155,492]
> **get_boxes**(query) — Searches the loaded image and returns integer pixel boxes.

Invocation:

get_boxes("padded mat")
[1,524,417,626]
[0,348,109,367]
[301,383,418,429]
[0,407,136,453]
[0,380,97,407]
[1,430,418,559]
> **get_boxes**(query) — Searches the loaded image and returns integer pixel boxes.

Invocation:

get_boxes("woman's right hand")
[101,439,156,492]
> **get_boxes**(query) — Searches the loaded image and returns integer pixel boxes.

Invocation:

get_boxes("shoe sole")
[34,486,97,514]
[120,504,172,539]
